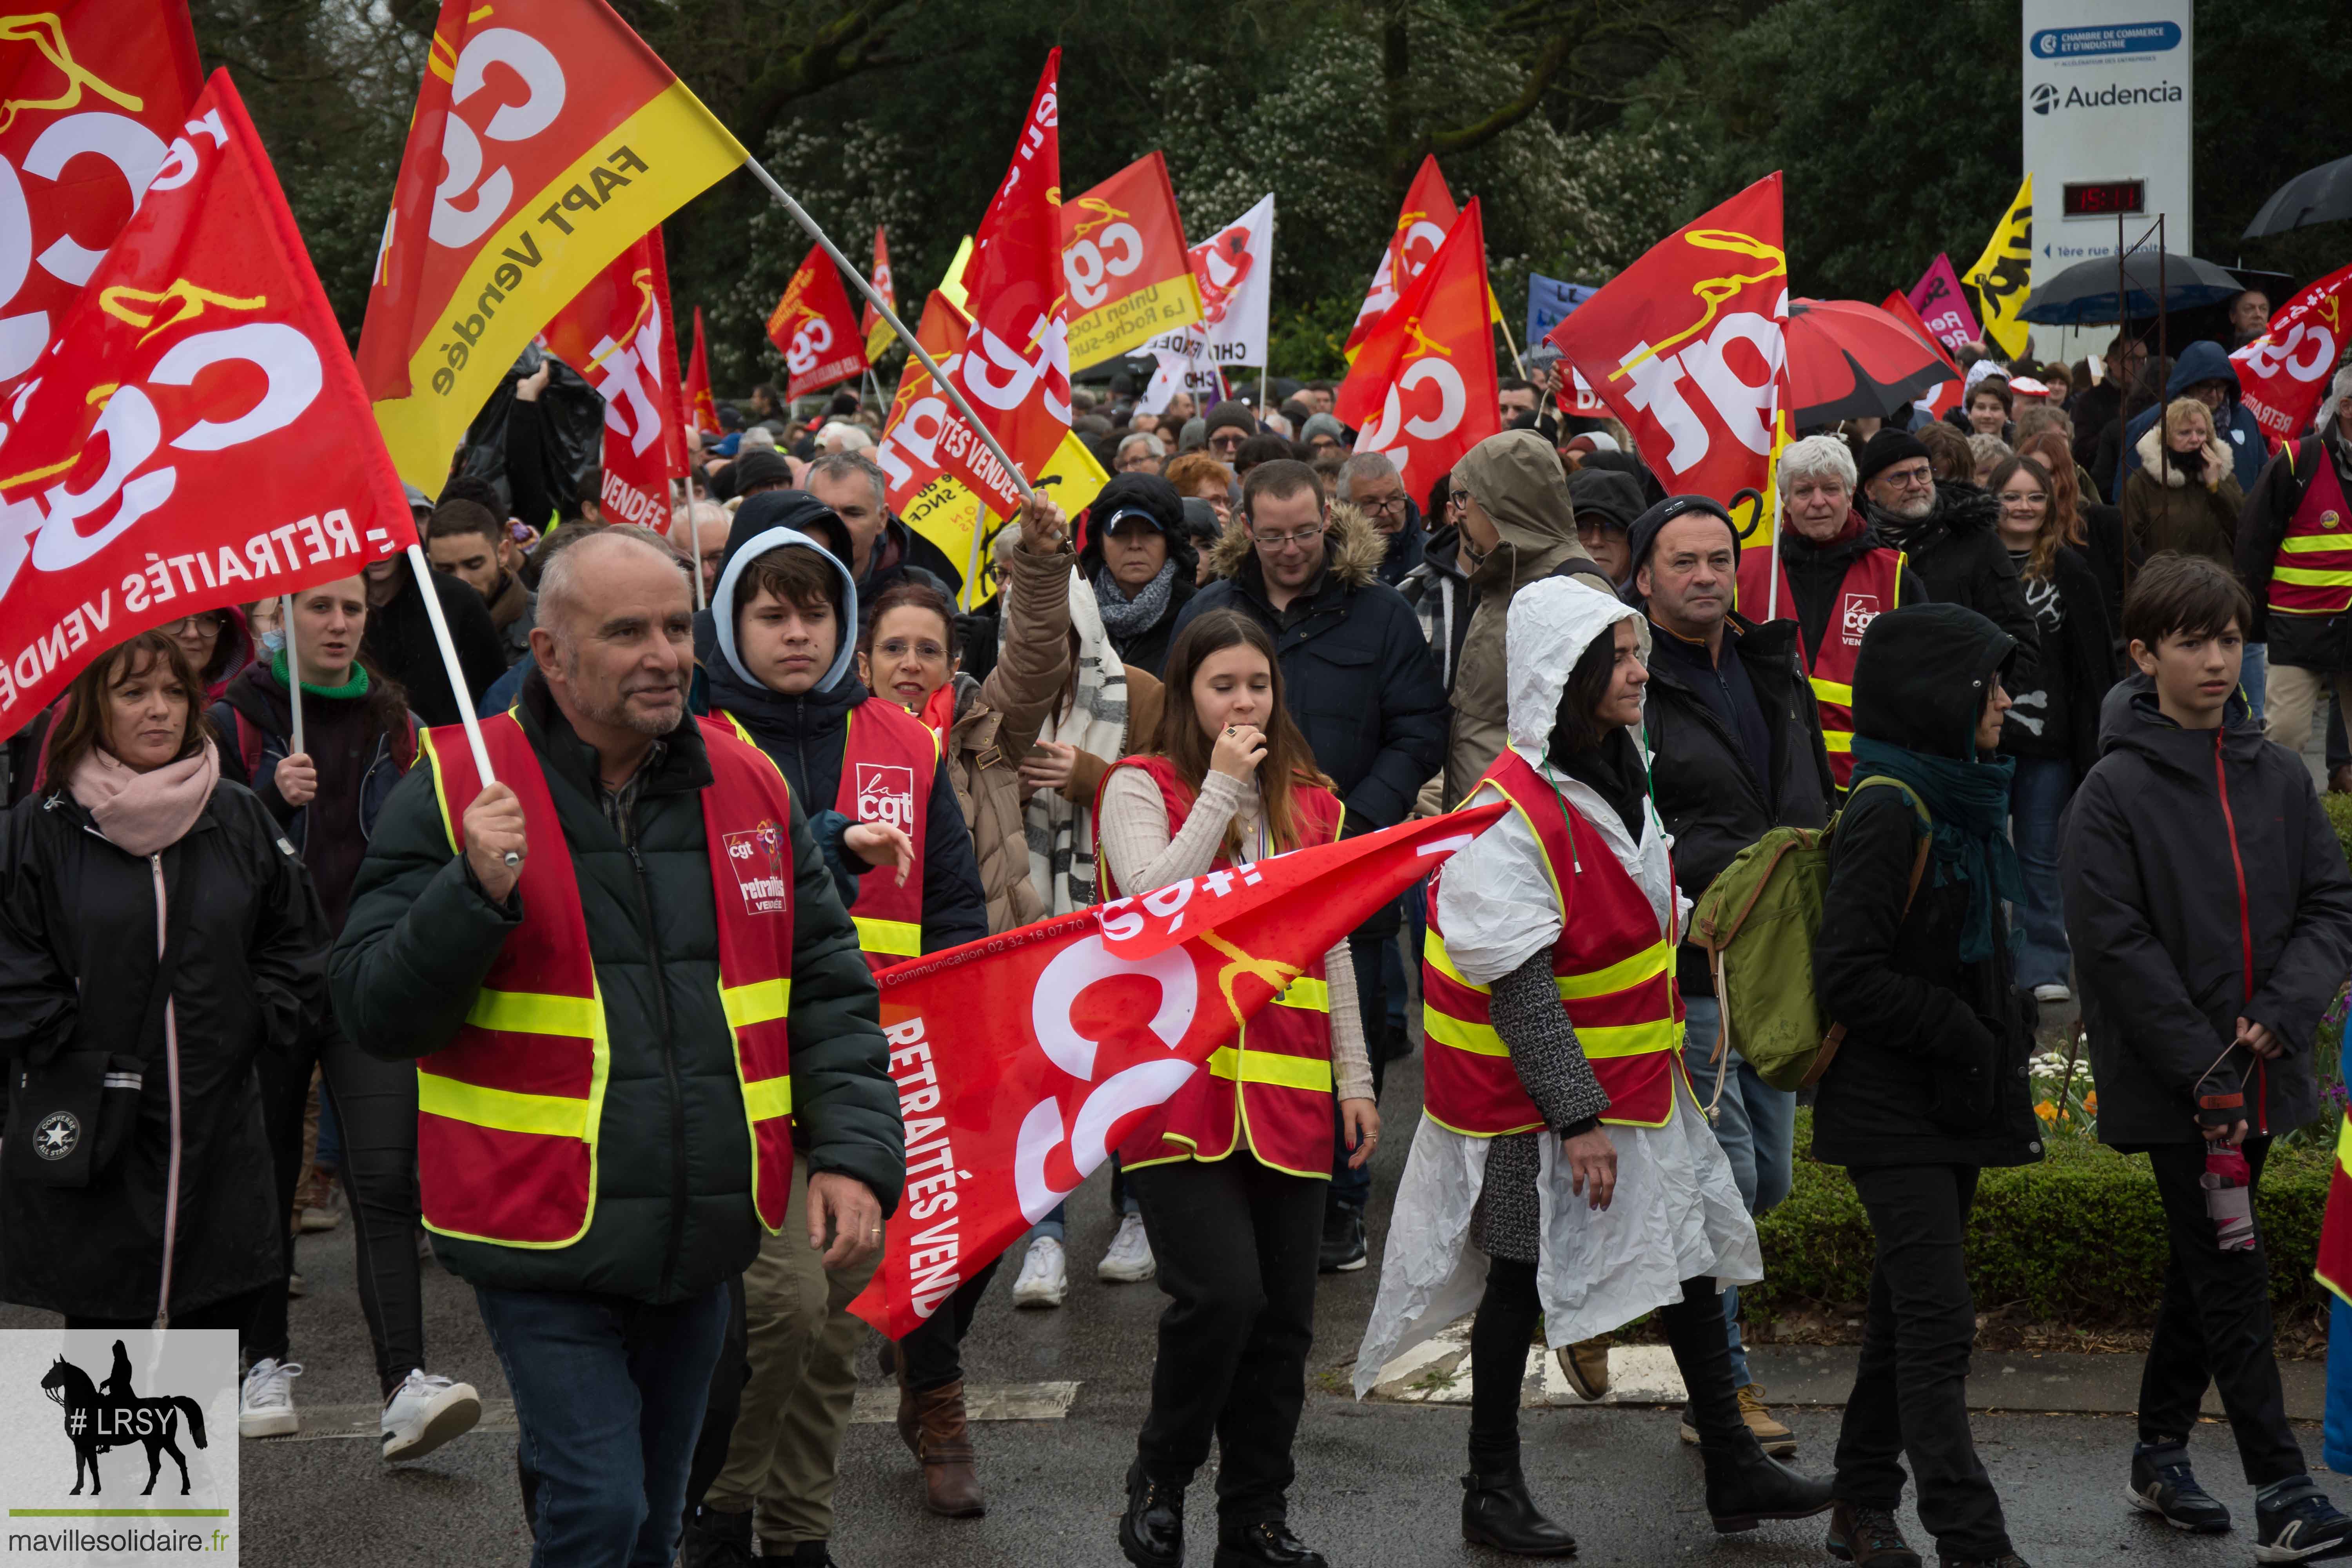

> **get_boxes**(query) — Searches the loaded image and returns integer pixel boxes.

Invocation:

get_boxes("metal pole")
[1763,381,1786,621]
[406,543,496,784]
[744,157,1037,508]
[1496,306,1528,380]
[280,592,304,758]
[2157,214,2168,368]
[961,494,988,613]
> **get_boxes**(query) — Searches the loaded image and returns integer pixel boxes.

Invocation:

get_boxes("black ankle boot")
[1214,1519,1327,1568]
[1120,1463,1185,1568]
[1461,1465,1579,1557]
[1700,1433,1837,1534]
[679,1505,753,1568]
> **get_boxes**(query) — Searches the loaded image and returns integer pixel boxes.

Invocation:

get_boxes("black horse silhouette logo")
[39,1340,208,1495]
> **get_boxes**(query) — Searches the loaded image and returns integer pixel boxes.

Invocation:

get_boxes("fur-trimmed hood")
[2133,421,2233,490]
[1203,499,1387,590]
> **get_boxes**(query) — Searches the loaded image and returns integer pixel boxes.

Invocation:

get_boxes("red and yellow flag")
[1334,199,1500,499]
[2319,1114,2352,1305]
[767,245,866,401]
[860,224,896,362]
[0,69,411,729]
[685,304,716,435]
[541,227,684,528]
[1060,151,1202,371]
[1345,156,1460,358]
[354,0,746,490]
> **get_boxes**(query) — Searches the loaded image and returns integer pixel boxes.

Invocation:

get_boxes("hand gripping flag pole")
[744,158,1038,510]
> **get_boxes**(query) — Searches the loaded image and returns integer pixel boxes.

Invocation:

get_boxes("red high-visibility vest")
[1737,543,1906,788]
[717,697,940,970]
[415,713,797,1246]
[1097,755,1347,1178]
[1420,748,1684,1133]
[2270,439,2352,619]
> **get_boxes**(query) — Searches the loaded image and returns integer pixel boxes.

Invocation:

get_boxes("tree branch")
[1415,30,1571,169]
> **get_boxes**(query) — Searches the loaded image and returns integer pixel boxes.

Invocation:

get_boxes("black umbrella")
[2018,251,2244,325]
[2243,154,2352,241]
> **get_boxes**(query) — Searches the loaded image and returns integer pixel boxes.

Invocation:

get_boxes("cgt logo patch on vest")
[1839,591,1883,645]
[856,762,918,833]
[723,822,789,916]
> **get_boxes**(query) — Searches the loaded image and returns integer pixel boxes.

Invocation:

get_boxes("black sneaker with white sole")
[2127,1442,2230,1534]
[1317,1206,1366,1272]
[2255,1475,2352,1563]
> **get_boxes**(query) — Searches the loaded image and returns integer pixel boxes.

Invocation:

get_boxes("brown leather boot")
[911,1377,984,1517]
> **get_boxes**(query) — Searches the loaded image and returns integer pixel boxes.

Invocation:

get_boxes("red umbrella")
[1784,297,1960,426]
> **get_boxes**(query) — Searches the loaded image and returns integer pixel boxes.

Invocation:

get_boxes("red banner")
[0,69,410,730]
[542,227,682,526]
[2319,1116,2352,1305]
[847,802,1506,1338]
[2232,262,2352,452]
[1061,151,1201,370]
[1336,199,1500,499]
[1345,154,1458,357]
[0,0,203,387]
[685,304,716,435]
[766,243,865,400]
[874,290,980,513]
[860,224,895,362]
[1547,172,1789,508]
[1879,290,1962,420]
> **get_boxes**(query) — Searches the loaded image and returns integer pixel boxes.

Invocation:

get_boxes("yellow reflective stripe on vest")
[1554,940,1671,1001]
[1809,676,1854,705]
[417,1071,590,1138]
[466,988,601,1038]
[1207,1045,1334,1092]
[1272,976,1329,1011]
[1577,1018,1684,1059]
[854,917,922,957]
[1424,932,1482,991]
[721,978,793,1029]
[1823,731,1853,753]
[1424,1008,1508,1057]
[741,1074,794,1121]
[2280,533,2352,554]
[2273,565,2352,588]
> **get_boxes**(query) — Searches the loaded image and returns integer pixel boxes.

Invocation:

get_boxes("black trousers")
[1835,1164,2013,1561]
[253,1029,425,1396]
[2138,1138,2304,1485]
[1130,1156,1325,1525]
[70,1284,272,1343]
[899,1257,1003,1392]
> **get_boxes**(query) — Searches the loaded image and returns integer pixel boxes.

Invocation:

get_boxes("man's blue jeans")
[1681,994,1794,1388]
[476,1281,731,1568]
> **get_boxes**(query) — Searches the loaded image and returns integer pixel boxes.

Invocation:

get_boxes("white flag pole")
[405,544,497,784]
[744,158,1036,508]
[1763,379,1786,622]
[280,593,304,758]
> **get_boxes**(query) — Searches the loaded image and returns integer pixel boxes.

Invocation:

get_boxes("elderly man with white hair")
[1114,429,1166,475]
[816,421,876,456]
[1737,434,1929,788]
[669,499,730,603]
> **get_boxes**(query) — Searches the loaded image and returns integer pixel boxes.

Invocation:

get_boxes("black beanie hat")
[1624,494,1739,576]
[1855,428,1931,490]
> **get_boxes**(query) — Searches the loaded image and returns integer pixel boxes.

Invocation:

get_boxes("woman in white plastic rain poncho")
[1354,574,1833,1556]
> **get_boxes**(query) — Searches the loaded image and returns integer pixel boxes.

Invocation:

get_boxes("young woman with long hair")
[1098,608,1377,1568]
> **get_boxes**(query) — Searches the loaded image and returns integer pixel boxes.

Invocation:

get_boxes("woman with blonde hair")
[2121,396,2245,568]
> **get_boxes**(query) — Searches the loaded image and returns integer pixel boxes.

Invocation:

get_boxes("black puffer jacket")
[2063,679,2352,1145]
[0,774,328,1318]
[1810,604,2043,1170]
[330,674,900,1300]
[1867,480,2042,695]
[361,563,508,728]
[1642,614,1835,995]
[1079,472,1199,678]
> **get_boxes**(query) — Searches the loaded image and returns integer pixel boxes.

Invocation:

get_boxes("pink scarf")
[68,739,220,855]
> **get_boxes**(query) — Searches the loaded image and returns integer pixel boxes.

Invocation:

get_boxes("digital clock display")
[2063,179,2147,218]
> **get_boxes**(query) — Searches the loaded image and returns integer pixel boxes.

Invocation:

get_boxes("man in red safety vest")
[2238,366,2352,783]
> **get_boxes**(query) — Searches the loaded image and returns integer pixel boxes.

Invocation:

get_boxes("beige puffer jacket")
[944,539,1073,933]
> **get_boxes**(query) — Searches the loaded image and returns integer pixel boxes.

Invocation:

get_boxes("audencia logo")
[40,1339,209,1495]
[2030,83,2058,115]
[2031,80,2185,115]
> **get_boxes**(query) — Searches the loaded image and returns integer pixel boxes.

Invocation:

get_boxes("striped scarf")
[1022,570,1129,915]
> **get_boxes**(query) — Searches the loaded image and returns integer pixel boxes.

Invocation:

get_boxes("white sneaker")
[238,1357,302,1438]
[2033,983,2073,1003]
[1013,1236,1068,1307]
[381,1368,481,1462]
[1097,1212,1156,1283]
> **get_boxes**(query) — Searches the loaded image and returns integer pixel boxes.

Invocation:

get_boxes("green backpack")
[1685,776,1933,1101]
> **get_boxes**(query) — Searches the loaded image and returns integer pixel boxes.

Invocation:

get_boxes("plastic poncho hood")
[1504,574,1645,763]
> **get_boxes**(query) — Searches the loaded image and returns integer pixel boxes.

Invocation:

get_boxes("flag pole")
[1497,308,1528,379]
[1762,387,1787,622]
[961,494,987,613]
[280,593,304,758]
[405,543,497,784]
[745,158,1037,508]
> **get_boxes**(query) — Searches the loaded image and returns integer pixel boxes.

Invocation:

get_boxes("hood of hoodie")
[707,489,861,697]
[1078,471,1199,583]
[1504,574,1644,761]
[1457,428,1588,591]
[2166,339,2242,404]
[1849,602,2018,760]
[1205,498,1387,589]
[1566,466,1645,532]
[2096,668,2265,775]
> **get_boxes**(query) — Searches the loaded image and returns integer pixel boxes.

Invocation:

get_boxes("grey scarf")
[1092,561,1175,641]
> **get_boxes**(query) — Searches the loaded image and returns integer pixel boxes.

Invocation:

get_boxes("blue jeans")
[1028,1165,1140,1243]
[2007,755,2075,991]
[2242,641,2267,726]
[477,1283,731,1568]
[1681,994,1794,1388]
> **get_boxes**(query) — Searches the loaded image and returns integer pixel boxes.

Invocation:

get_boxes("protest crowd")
[5,10,2352,1568]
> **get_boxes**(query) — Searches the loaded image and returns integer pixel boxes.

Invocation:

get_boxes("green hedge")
[1748,1109,2337,1327]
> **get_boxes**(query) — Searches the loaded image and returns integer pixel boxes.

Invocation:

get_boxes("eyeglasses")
[164,613,221,635]
[1250,524,1325,550]
[1208,431,1247,450]
[1880,464,1935,490]
[1354,494,1407,519]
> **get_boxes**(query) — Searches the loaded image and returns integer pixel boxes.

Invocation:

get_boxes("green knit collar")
[272,648,369,700]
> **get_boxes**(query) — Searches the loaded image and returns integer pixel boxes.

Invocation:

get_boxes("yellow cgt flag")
[1962,175,2034,361]
[900,432,1107,611]
[354,0,748,492]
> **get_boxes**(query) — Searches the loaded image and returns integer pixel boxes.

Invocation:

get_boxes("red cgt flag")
[860,224,896,363]
[873,290,976,518]
[766,244,866,401]
[2232,261,2352,454]
[685,304,716,436]
[1061,151,1202,371]
[1335,198,1500,500]
[1345,154,1459,358]
[2320,1115,2352,1305]
[0,0,204,386]
[848,802,1507,1338]
[1879,290,1962,421]
[542,227,684,527]
[0,69,409,730]
[1548,172,1791,509]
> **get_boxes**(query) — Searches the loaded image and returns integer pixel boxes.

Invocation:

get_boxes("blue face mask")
[259,629,285,656]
